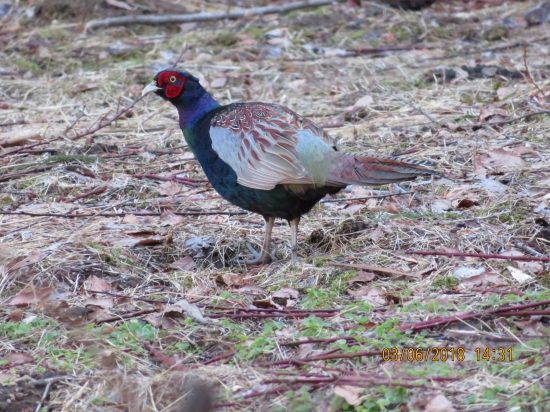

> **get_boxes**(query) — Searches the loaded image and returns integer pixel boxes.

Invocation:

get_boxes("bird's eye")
[169,76,177,83]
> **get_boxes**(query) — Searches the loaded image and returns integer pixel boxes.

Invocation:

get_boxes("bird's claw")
[238,242,277,265]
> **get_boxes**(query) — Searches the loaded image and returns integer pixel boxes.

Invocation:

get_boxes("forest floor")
[2,0,550,411]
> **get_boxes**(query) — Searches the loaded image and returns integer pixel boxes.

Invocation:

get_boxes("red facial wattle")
[157,72,185,99]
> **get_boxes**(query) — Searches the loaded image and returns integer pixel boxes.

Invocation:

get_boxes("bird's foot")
[239,243,277,265]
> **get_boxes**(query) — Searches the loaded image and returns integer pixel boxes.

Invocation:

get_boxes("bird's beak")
[142,81,160,96]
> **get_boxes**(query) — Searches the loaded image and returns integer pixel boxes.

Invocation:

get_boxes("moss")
[330,271,357,294]
[35,27,72,41]
[241,26,264,40]
[15,58,42,73]
[0,195,14,205]
[432,276,459,290]
[215,31,239,47]
[497,207,531,224]
[312,257,331,267]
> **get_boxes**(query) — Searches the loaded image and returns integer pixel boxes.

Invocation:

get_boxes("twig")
[203,350,237,365]
[445,109,550,130]
[142,341,185,371]
[328,262,421,278]
[387,89,440,125]
[321,191,415,203]
[0,165,56,182]
[85,0,335,31]
[0,210,247,218]
[68,199,132,237]
[133,173,210,187]
[171,43,189,67]
[63,187,107,203]
[514,242,544,258]
[27,375,73,386]
[398,299,550,332]
[279,336,357,347]
[255,350,382,367]
[95,308,159,325]
[35,382,51,412]
[403,250,550,262]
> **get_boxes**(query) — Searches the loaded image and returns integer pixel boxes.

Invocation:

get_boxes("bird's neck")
[174,84,220,131]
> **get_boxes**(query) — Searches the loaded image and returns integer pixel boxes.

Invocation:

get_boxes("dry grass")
[2,0,550,411]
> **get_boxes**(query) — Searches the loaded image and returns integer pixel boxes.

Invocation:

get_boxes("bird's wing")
[209,103,336,190]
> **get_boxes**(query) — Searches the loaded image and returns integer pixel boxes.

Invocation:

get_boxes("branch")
[320,191,415,203]
[404,250,550,262]
[85,0,335,32]
[445,109,550,130]
[0,210,247,218]
[398,299,550,332]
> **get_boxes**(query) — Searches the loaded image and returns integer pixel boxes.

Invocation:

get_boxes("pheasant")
[143,70,439,264]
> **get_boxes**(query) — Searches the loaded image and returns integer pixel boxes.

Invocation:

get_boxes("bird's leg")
[243,216,276,264]
[289,217,300,260]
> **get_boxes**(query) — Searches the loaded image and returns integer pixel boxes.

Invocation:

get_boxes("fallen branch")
[255,349,382,367]
[328,262,421,278]
[398,298,550,332]
[445,109,550,130]
[63,187,107,203]
[0,210,247,218]
[320,191,415,203]
[85,0,335,32]
[0,165,56,182]
[142,341,185,371]
[404,250,550,262]
[133,173,210,187]
[203,350,237,365]
[95,308,160,324]
[0,131,42,148]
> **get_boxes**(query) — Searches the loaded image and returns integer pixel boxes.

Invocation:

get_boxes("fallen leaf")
[84,276,112,292]
[158,181,181,196]
[210,77,227,88]
[8,287,55,306]
[458,271,508,290]
[216,273,247,287]
[0,373,15,384]
[8,250,46,272]
[100,350,117,368]
[83,297,114,309]
[236,286,265,296]
[159,210,183,226]
[165,299,212,325]
[347,271,375,285]
[479,104,508,123]
[478,149,525,173]
[4,352,34,365]
[347,286,386,306]
[515,320,549,336]
[271,287,300,307]
[105,235,166,247]
[453,266,485,279]
[143,312,178,329]
[169,256,196,271]
[334,385,362,406]
[507,266,533,284]
[122,214,158,225]
[431,199,452,213]
[425,394,456,412]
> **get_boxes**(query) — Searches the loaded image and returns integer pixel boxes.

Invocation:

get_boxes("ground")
[1,0,550,411]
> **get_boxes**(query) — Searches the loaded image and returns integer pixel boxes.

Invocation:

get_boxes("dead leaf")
[0,373,15,384]
[515,320,549,336]
[158,181,181,196]
[236,286,265,296]
[165,299,212,325]
[347,271,375,285]
[83,297,114,309]
[105,235,166,247]
[451,198,475,209]
[210,77,227,88]
[334,385,362,406]
[143,312,178,329]
[479,104,508,123]
[8,287,55,306]
[4,352,34,365]
[169,256,196,271]
[8,310,24,321]
[478,149,525,172]
[122,214,158,225]
[84,276,112,292]
[347,286,386,307]
[159,210,183,226]
[453,266,485,279]
[507,266,533,284]
[8,250,46,272]
[431,199,452,213]
[105,0,134,10]
[216,273,247,287]
[100,350,117,368]
[425,394,456,412]
[271,287,300,307]
[187,283,212,298]
[458,271,507,290]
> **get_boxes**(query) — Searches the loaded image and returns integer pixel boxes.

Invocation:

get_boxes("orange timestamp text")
[381,347,514,362]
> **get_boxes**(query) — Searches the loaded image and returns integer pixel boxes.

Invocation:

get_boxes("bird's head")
[142,69,201,100]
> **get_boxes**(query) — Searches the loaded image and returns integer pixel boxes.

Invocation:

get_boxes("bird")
[143,69,440,264]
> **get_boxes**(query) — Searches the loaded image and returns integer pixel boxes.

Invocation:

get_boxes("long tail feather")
[327,154,441,186]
